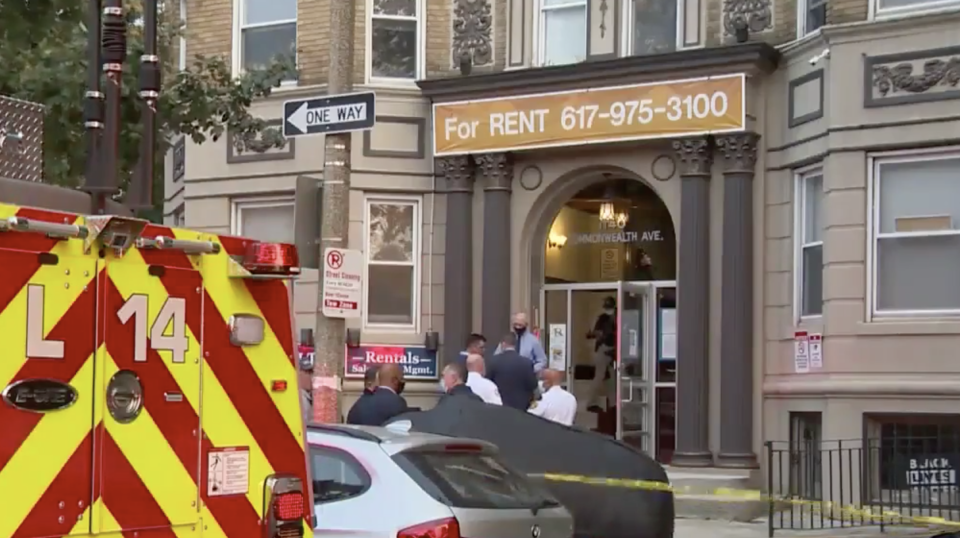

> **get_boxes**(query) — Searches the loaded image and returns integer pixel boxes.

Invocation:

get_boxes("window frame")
[619,0,691,57]
[796,0,827,37]
[230,195,296,240]
[307,444,372,505]
[870,0,960,20]
[365,0,425,87]
[867,147,960,319]
[362,194,422,332]
[534,0,588,67]
[179,0,187,70]
[794,165,825,322]
[230,0,298,84]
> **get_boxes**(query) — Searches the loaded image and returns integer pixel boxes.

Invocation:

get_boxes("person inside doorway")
[585,296,617,413]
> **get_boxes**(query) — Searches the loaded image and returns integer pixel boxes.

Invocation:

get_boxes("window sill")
[365,77,421,90]
[858,317,960,335]
[873,2,960,20]
[797,314,824,330]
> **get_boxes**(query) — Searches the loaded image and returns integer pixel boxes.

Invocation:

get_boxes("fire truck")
[0,194,312,538]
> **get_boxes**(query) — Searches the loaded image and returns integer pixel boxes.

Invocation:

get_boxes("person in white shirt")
[465,354,503,405]
[529,369,577,426]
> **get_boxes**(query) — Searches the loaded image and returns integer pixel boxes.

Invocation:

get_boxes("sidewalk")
[675,518,947,538]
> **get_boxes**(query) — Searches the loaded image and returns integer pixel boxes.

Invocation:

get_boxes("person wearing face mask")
[586,296,617,413]
[346,363,410,426]
[495,312,547,374]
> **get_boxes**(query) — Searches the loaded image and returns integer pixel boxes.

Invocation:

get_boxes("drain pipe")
[426,166,437,333]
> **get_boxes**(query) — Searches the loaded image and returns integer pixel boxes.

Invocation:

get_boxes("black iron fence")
[766,437,960,536]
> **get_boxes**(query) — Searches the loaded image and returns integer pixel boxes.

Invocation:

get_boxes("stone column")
[671,136,714,467]
[475,152,514,340]
[437,156,475,364]
[716,132,761,468]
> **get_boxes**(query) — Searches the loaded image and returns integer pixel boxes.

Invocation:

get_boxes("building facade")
[172,0,960,478]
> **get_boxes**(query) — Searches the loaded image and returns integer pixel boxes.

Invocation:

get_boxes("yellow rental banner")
[432,74,746,157]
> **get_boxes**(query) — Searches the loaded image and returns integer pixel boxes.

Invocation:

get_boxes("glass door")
[616,282,654,456]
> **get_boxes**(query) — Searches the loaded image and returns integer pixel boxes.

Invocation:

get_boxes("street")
[675,518,946,538]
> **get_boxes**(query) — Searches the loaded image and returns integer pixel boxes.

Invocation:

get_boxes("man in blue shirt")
[496,312,547,374]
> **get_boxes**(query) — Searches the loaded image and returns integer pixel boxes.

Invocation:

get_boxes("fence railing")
[766,438,960,536]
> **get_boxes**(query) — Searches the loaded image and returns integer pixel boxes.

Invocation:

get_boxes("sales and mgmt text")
[432,74,746,156]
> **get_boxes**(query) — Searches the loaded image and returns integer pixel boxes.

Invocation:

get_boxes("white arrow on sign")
[288,102,369,134]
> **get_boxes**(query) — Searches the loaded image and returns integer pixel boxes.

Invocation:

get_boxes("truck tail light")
[262,475,306,538]
[244,242,300,276]
[397,517,461,538]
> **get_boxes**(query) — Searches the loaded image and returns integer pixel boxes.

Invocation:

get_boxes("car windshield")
[394,450,561,510]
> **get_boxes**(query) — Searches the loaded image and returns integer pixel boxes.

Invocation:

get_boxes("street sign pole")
[312,0,355,425]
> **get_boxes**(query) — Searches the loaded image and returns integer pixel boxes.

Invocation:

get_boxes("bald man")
[496,312,547,373]
[346,363,410,426]
[465,354,502,405]
[529,369,577,426]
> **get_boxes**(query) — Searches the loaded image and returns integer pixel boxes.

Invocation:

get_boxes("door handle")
[622,377,634,403]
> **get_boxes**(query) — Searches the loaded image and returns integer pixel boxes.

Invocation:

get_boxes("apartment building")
[169,0,960,481]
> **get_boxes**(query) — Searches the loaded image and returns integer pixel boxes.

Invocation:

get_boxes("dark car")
[389,396,675,538]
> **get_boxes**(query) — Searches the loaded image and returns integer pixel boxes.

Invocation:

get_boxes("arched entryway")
[522,167,678,463]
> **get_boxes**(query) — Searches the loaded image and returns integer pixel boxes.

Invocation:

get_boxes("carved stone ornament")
[873,57,960,97]
[672,137,714,176]
[436,155,475,192]
[452,0,493,68]
[475,152,514,191]
[716,132,761,173]
[722,0,773,36]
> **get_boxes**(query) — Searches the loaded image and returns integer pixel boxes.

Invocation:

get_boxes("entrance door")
[616,282,653,455]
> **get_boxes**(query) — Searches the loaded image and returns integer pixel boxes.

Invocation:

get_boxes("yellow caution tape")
[529,473,960,528]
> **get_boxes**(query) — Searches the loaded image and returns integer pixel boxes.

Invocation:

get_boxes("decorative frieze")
[452,0,493,68]
[865,47,960,108]
[722,0,773,37]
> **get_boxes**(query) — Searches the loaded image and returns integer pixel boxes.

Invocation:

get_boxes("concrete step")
[667,467,779,523]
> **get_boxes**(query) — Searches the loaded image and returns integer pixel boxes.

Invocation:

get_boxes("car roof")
[306,422,497,455]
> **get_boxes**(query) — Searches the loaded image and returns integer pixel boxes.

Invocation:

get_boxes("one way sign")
[282,91,376,138]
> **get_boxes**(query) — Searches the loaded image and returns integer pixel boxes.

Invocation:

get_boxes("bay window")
[628,0,680,55]
[364,196,421,329]
[234,0,297,80]
[871,151,960,315]
[796,168,824,318]
[538,0,587,66]
[369,0,422,82]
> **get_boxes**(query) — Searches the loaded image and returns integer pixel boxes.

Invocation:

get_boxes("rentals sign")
[432,74,745,157]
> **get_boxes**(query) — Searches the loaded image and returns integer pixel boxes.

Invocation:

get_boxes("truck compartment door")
[95,259,202,533]
[0,239,99,538]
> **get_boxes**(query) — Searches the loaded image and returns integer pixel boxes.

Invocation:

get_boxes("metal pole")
[312,0,355,424]
[82,0,104,212]
[129,0,159,211]
[98,0,126,212]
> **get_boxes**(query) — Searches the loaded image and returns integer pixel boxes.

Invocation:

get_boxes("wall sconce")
[548,233,567,249]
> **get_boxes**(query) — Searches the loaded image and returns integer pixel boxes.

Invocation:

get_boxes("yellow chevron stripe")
[100,350,201,528]
[189,231,304,446]
[108,247,274,518]
[0,237,96,388]
[0,352,96,538]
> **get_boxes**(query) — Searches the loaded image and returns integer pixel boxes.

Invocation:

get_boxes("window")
[179,0,187,70]
[796,168,824,318]
[627,0,680,55]
[368,0,422,82]
[873,0,959,17]
[232,197,295,244]
[538,0,587,66]
[364,197,420,328]
[798,0,826,36]
[309,446,370,504]
[172,205,186,228]
[393,450,561,510]
[234,0,297,79]
[871,151,960,315]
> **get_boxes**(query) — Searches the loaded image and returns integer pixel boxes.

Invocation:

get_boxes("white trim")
[231,0,298,79]
[867,147,960,319]
[230,195,295,237]
[620,0,692,57]
[796,0,827,36]
[793,164,824,322]
[365,0,425,87]
[536,0,588,67]
[178,0,187,70]
[362,194,422,332]
[871,0,960,19]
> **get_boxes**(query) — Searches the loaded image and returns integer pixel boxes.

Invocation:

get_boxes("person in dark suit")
[346,364,408,426]
[345,365,382,424]
[486,332,538,411]
[440,362,483,402]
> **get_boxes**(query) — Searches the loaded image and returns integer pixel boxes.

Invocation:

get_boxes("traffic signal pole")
[312,0,355,424]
